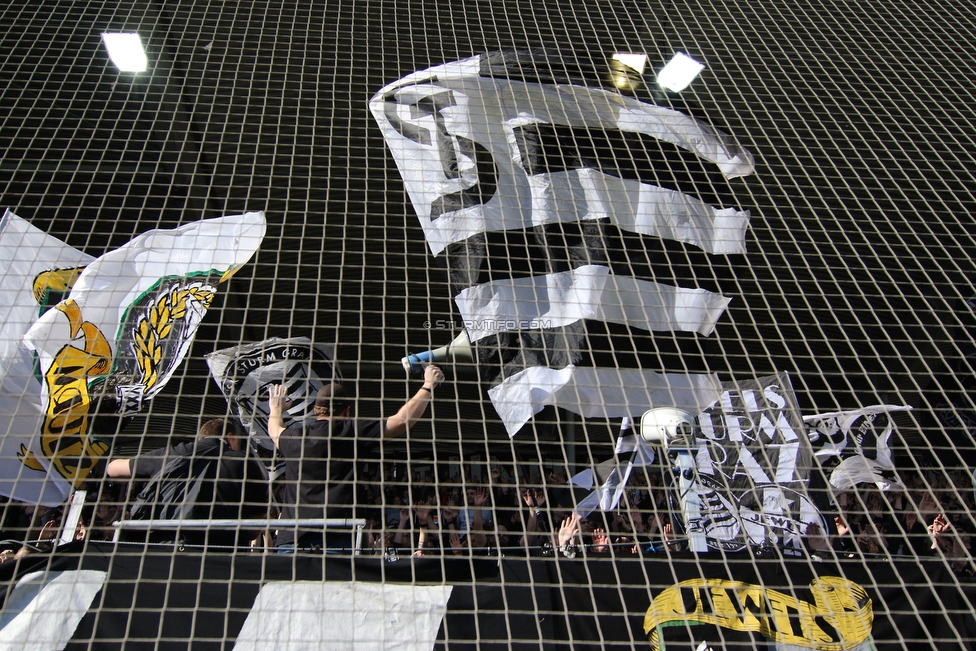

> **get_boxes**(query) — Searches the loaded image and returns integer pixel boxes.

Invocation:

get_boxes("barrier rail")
[112,518,367,553]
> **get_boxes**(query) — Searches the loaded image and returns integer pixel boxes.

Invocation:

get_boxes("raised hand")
[423,364,445,390]
[663,522,680,552]
[930,513,958,555]
[834,515,850,538]
[472,487,488,507]
[591,528,610,554]
[449,532,463,555]
[557,513,581,547]
[268,384,291,417]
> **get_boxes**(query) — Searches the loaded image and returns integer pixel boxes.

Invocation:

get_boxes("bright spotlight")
[609,52,648,92]
[611,52,647,75]
[101,33,148,72]
[657,52,704,92]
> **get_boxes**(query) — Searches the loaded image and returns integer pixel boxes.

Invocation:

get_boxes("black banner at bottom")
[0,543,972,650]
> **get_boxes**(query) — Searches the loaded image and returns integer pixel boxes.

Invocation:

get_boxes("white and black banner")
[374,50,751,437]
[679,372,826,552]
[0,544,969,650]
[804,404,912,490]
[206,337,341,455]
[0,569,107,650]
[369,51,754,257]
[234,581,451,651]
[488,364,722,437]
[455,264,731,342]
[569,419,658,516]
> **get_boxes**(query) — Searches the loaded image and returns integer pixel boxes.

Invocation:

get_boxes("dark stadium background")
[1,0,973,490]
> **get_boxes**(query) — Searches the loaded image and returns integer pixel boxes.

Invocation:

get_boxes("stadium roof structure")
[0,1,974,649]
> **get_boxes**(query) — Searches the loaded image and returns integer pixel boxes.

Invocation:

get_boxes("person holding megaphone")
[267,364,445,553]
[401,332,473,374]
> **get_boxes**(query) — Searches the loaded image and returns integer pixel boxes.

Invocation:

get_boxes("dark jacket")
[128,438,269,547]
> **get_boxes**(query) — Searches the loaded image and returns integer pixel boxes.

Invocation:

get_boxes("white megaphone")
[641,406,707,552]
[638,407,697,450]
[401,332,473,374]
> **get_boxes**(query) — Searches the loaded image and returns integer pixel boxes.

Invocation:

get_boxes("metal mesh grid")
[0,0,974,649]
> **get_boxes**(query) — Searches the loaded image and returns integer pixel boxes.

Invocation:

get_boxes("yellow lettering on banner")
[643,577,872,650]
[32,268,86,306]
[18,300,111,485]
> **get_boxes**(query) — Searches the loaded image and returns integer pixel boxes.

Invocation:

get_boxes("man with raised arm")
[267,364,444,553]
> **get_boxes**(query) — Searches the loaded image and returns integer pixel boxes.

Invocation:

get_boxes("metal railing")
[112,518,366,553]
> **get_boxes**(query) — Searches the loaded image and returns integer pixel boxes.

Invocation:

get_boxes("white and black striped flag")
[371,50,755,436]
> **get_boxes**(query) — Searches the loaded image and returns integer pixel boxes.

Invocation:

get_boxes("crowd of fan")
[0,458,973,578]
[0,485,121,565]
[354,463,976,575]
[806,468,976,576]
[352,462,683,560]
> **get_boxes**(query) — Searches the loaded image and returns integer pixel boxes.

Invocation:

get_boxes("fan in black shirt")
[267,364,444,552]
[106,419,269,548]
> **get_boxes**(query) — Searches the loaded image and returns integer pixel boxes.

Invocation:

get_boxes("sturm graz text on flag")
[207,337,342,457]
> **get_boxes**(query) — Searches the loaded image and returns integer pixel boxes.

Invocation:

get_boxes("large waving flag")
[569,418,662,517]
[8,212,266,504]
[0,210,95,505]
[455,264,730,342]
[370,50,754,257]
[488,365,722,437]
[684,373,828,553]
[374,50,751,436]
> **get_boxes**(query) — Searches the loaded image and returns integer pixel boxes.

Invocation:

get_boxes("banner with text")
[0,545,971,650]
[677,372,826,553]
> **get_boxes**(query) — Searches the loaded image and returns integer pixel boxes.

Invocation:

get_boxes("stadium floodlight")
[609,52,647,91]
[611,52,647,74]
[657,52,704,92]
[101,33,148,72]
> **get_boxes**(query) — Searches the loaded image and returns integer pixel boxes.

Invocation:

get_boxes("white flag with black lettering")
[206,337,342,455]
[684,373,827,552]
[370,51,754,257]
